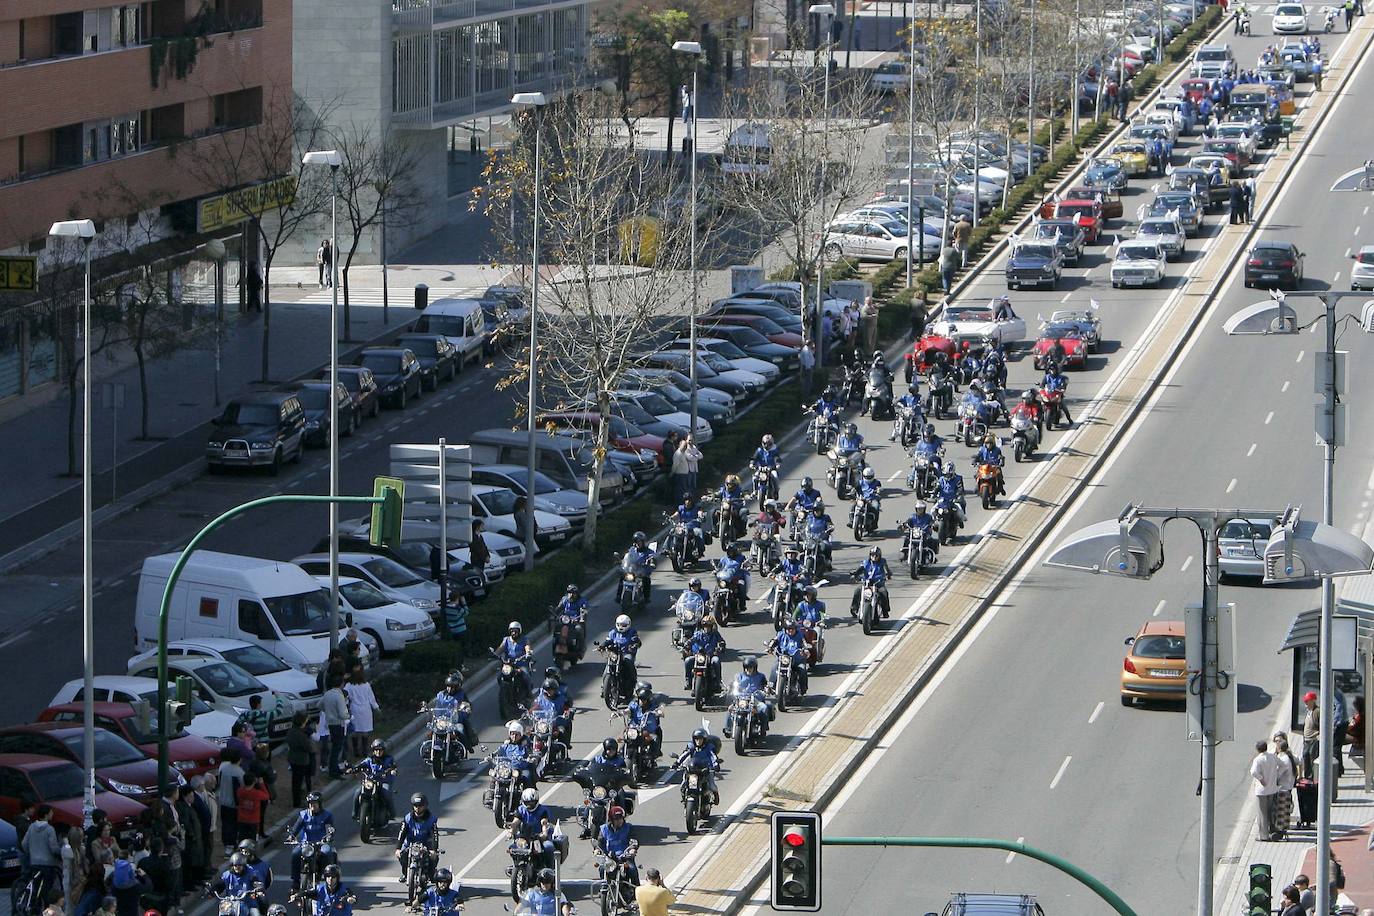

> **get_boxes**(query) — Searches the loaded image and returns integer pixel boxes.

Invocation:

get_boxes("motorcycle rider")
[673,728,722,804]
[902,501,938,560]
[973,433,1006,496]
[1043,335,1067,373]
[716,542,750,604]
[682,614,726,691]
[602,615,642,699]
[751,434,781,498]
[1042,365,1074,424]
[768,618,811,695]
[728,656,775,729]
[795,586,827,631]
[673,495,706,556]
[755,499,786,536]
[553,584,588,652]
[1011,388,1044,438]
[619,532,656,602]
[529,678,574,749]
[494,621,535,696]
[395,793,439,884]
[982,344,1008,389]
[351,738,396,822]
[851,546,894,620]
[516,868,573,916]
[299,864,354,916]
[785,477,823,514]
[235,838,273,891]
[911,423,945,481]
[958,343,982,384]
[675,576,708,631]
[935,462,968,528]
[627,682,663,758]
[892,383,925,441]
[809,388,842,443]
[428,672,477,749]
[496,721,539,789]
[803,502,835,570]
[596,806,640,887]
[770,544,809,585]
[288,793,337,890]
[837,422,865,454]
[214,853,266,911]
[508,788,558,872]
[421,869,464,916]
[855,467,882,530]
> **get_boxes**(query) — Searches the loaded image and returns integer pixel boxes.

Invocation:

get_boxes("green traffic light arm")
[822,837,1137,916]
[155,493,385,796]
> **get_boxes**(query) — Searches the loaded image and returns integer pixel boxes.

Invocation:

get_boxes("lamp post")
[204,239,227,407]
[1223,289,1374,916]
[1027,0,1037,158]
[373,179,390,325]
[50,218,97,825]
[302,149,343,644]
[673,40,703,434]
[905,0,917,288]
[512,91,547,572]
[811,3,835,368]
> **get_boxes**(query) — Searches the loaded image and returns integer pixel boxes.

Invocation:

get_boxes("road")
[798,18,1374,916]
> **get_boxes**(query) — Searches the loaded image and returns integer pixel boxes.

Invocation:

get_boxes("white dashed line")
[1226,477,1238,493]
[887,470,904,482]
[1006,837,1025,864]
[1297,350,1305,363]
[1050,756,1072,789]
[1265,411,1274,424]
[1335,271,1343,283]
[1356,226,1363,236]
[1061,292,1072,302]
[1089,701,1105,724]
[1281,380,1290,392]
[1347,248,1354,258]
[1247,443,1257,457]
[1364,207,1370,216]
[1153,598,1167,617]
[1181,555,1194,572]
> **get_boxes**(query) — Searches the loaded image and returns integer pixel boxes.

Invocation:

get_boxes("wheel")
[268,447,283,476]
[620,590,633,615]
[1014,442,1024,463]
[894,247,908,263]
[628,754,642,786]
[511,873,522,903]
[600,888,611,916]
[448,364,457,382]
[359,808,372,843]
[685,799,700,835]
[603,670,617,710]
[430,752,444,780]
[1121,694,1133,706]
[982,489,995,510]
[734,724,747,755]
[910,556,919,579]
[861,599,874,636]
[824,243,843,260]
[776,681,789,713]
[693,674,707,711]
[670,550,684,574]
[499,690,519,723]
[493,797,508,829]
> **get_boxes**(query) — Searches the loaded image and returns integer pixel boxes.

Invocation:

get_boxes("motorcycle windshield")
[572,761,633,791]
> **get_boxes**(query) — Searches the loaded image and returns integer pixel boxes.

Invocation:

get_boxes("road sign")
[370,476,406,548]
[0,256,37,292]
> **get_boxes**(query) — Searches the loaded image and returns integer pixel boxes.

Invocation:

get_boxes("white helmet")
[915,501,928,512]
[506,720,525,737]
[862,467,876,480]
[508,620,523,634]
[521,788,539,805]
[762,434,775,446]
[615,614,632,632]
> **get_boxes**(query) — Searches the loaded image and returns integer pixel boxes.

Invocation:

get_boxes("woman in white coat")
[346,669,380,757]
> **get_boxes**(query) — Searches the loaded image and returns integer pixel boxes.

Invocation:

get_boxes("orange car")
[1120,620,1187,705]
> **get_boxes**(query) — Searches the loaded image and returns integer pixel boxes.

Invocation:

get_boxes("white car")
[927,297,1028,347]
[312,576,437,651]
[471,484,573,548]
[611,390,714,444]
[871,60,925,93]
[293,552,443,613]
[1136,216,1186,260]
[333,515,513,580]
[1350,245,1374,290]
[50,676,239,745]
[1271,2,1308,32]
[1111,240,1167,288]
[127,638,326,711]
[1152,97,1191,131]
[819,217,914,263]
[125,656,294,740]
[1189,153,1233,178]
[672,338,779,381]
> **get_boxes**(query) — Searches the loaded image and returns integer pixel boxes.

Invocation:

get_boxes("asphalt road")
[793,20,1374,916]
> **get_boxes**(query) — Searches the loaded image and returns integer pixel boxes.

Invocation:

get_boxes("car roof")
[0,754,78,772]
[137,655,231,672]
[43,702,143,720]
[1138,619,1186,636]
[229,391,297,406]
[163,637,261,653]
[1252,239,1295,249]
[360,346,412,356]
[0,723,85,739]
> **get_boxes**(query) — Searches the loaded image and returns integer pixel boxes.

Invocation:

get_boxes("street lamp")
[512,91,546,572]
[810,3,835,369]
[1223,289,1374,916]
[49,217,97,825]
[373,179,390,324]
[1047,504,1373,916]
[673,40,703,434]
[203,239,227,407]
[301,149,343,645]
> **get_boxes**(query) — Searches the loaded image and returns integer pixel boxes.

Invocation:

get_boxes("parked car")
[36,702,221,778]
[395,333,459,388]
[206,391,306,475]
[318,366,380,420]
[125,656,293,741]
[358,347,423,408]
[471,464,591,529]
[287,381,356,447]
[705,313,804,350]
[127,638,323,710]
[694,322,799,365]
[1244,239,1305,289]
[0,724,173,801]
[0,755,146,841]
[291,552,442,615]
[819,217,913,263]
[309,536,491,598]
[48,676,237,744]
[707,298,802,333]
[312,576,437,651]
[469,483,574,549]
[0,818,18,886]
[536,410,666,465]
[1350,245,1374,291]
[643,351,761,398]
[609,390,713,443]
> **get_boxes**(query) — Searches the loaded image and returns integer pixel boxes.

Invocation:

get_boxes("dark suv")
[395,333,459,388]
[1244,240,1305,290]
[318,366,380,420]
[288,381,357,446]
[207,391,306,474]
[359,347,423,408]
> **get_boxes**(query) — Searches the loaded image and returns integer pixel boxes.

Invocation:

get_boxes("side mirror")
[1125,637,1136,646]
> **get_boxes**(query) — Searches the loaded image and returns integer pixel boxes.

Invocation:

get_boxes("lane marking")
[1265,411,1275,424]
[1088,701,1105,724]
[1153,598,1167,617]
[1050,755,1071,789]
[887,470,904,482]
[1006,836,1025,864]
[1297,349,1305,363]
[1281,380,1290,392]
[1181,555,1194,572]
[1247,443,1257,457]
[1357,226,1363,236]
[1226,477,1238,493]
[1364,207,1370,216]
[1061,292,1072,302]
[1334,271,1343,283]
[1348,247,1354,258]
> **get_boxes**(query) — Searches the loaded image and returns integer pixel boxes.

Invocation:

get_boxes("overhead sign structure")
[197,175,298,233]
[0,256,37,292]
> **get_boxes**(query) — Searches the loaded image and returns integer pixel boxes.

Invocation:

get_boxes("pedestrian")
[1295,874,1315,913]
[316,240,332,288]
[189,776,216,871]
[338,627,364,673]
[175,784,205,886]
[136,836,173,915]
[109,852,149,916]
[246,742,276,839]
[660,429,680,479]
[469,518,491,574]
[1274,732,1299,835]
[59,824,84,916]
[214,748,244,854]
[634,867,677,916]
[798,340,815,399]
[313,706,330,773]
[1251,738,1282,840]
[444,592,470,658]
[1241,180,1253,223]
[1347,696,1365,773]
[1245,176,1258,222]
[860,295,879,352]
[225,721,252,762]
[1229,181,1244,224]
[679,433,701,497]
[1118,82,1132,120]
[314,648,346,694]
[322,680,350,779]
[285,713,315,809]
[234,773,269,845]
[238,694,271,746]
[1313,56,1324,91]
[1345,0,1353,28]
[953,216,973,265]
[345,669,380,757]
[670,439,692,505]
[681,84,692,125]
[939,245,960,293]
[1280,886,1304,916]
[841,302,858,351]
[1302,690,1321,778]
[910,290,928,340]
[242,260,262,313]
[820,311,835,363]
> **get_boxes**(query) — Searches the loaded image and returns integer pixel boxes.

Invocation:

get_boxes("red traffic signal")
[771,811,821,912]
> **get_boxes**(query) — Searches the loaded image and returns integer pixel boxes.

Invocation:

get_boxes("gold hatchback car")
[1121,620,1188,705]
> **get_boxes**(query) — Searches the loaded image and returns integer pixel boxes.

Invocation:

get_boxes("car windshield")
[414,315,466,336]
[1221,520,1274,539]
[635,392,677,415]
[361,556,424,588]
[1358,251,1374,264]
[195,662,265,698]
[1042,326,1077,339]
[705,339,750,360]
[264,590,333,635]
[360,354,401,375]
[1140,222,1173,236]
[1034,224,1074,240]
[944,307,993,321]
[400,338,438,357]
[1158,195,1194,209]
[1057,204,1094,218]
[221,644,290,676]
[1015,245,1057,260]
[340,580,393,610]
[220,403,277,427]
[1275,4,1305,14]
[1197,48,1228,60]
[137,690,214,716]
[294,388,331,411]
[1132,634,1186,659]
[1118,246,1157,260]
[62,730,146,767]
[699,352,735,372]
[31,763,86,801]
[876,61,906,74]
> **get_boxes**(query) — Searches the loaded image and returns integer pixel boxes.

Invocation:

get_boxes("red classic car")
[1051,199,1104,243]
[1063,186,1123,220]
[1181,78,1212,105]
[903,332,959,381]
[1031,323,1088,370]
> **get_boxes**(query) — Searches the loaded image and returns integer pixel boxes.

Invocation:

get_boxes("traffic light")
[771,811,821,912]
[166,676,194,731]
[1248,863,1272,916]
[370,477,405,548]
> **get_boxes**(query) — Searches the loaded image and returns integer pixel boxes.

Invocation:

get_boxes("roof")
[1141,619,1186,636]
[1281,577,1374,651]
[0,754,76,771]
[42,702,144,719]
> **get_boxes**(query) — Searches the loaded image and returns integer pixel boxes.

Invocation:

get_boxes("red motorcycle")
[1040,385,1067,429]
[975,462,1002,510]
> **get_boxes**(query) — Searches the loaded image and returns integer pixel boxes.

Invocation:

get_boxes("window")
[199,596,219,618]
[54,12,82,55]
[116,5,140,47]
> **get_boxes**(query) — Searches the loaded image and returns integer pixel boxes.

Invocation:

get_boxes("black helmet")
[742,655,758,672]
[410,792,427,808]
[823,386,836,399]
[632,530,647,545]
[602,737,619,756]
[305,792,322,806]
[544,666,561,681]
[811,503,825,515]
[688,577,703,590]
[542,678,559,694]
[323,864,342,882]
[800,476,813,489]
[846,422,858,436]
[783,617,798,630]
[370,738,386,753]
[870,546,883,559]
[635,683,654,702]
[909,383,920,396]
[444,673,463,691]
[804,585,818,599]
[566,583,579,595]
[435,868,454,886]
[538,868,556,886]
[725,543,739,557]
[923,424,936,437]
[692,728,708,744]
[236,838,256,855]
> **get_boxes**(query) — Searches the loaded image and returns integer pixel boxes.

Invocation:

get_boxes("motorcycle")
[573,760,637,838]
[1010,409,1039,462]
[595,847,641,916]
[769,642,809,712]
[1041,385,1067,429]
[490,651,532,723]
[925,370,955,418]
[798,617,827,665]
[725,686,769,756]
[901,523,939,580]
[751,465,779,508]
[957,394,989,446]
[507,821,567,902]
[842,363,866,406]
[750,517,782,572]
[679,760,717,835]
[909,448,943,498]
[848,491,880,541]
[769,571,804,630]
[616,710,661,785]
[687,644,722,711]
[863,366,895,419]
[663,514,700,574]
[975,462,1001,510]
[1239,10,1252,33]
[617,546,654,614]
[935,500,961,545]
[826,445,867,500]
[547,607,587,671]
[800,532,828,578]
[287,836,336,912]
[482,754,529,829]
[212,886,266,916]
[401,842,439,909]
[893,399,921,446]
[715,496,745,543]
[596,641,636,710]
[806,409,838,455]
[525,705,570,770]
[855,581,880,636]
[671,591,706,649]
[1323,6,1336,30]
[347,763,394,842]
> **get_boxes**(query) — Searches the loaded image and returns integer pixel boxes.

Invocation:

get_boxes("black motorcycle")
[751,465,779,508]
[686,647,721,711]
[506,822,566,902]
[526,705,571,770]
[288,835,337,916]
[401,842,439,909]
[663,513,701,573]
[863,366,894,419]
[418,701,474,780]
[715,497,746,543]
[725,689,770,756]
[679,760,717,835]
[925,371,954,418]
[595,847,641,916]
[482,754,530,829]
[597,641,636,710]
[935,501,960,545]
[711,563,745,627]
[347,763,394,843]
[848,492,880,541]
[769,644,809,713]
[573,760,637,838]
[842,363,866,406]
[617,711,660,785]
[490,651,532,722]
[909,451,941,498]
[770,571,804,630]
[547,607,587,671]
[901,523,939,579]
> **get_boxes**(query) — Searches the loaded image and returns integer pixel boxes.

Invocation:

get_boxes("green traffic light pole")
[154,493,395,796]
[822,837,1137,916]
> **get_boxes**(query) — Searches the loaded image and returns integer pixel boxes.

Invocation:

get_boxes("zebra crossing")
[288,286,485,309]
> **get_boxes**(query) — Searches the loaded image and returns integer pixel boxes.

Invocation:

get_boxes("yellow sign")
[618,216,662,267]
[197,175,298,233]
[0,256,37,292]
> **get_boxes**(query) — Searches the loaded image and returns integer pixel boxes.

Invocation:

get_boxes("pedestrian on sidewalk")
[285,713,315,809]
[1229,181,1244,224]
[1274,733,1299,835]
[469,518,492,572]
[1279,885,1304,916]
[670,439,691,505]
[1347,696,1364,773]
[1251,738,1282,840]
[681,85,693,124]
[345,669,379,758]
[1295,874,1315,912]
[175,784,206,886]
[245,743,275,840]
[682,434,703,497]
[1302,690,1321,778]
[660,430,681,499]
[954,216,973,265]
[860,296,880,352]
[910,290,928,340]
[799,341,815,399]
[189,776,215,871]
[316,240,332,288]
[1345,0,1354,28]
[445,592,471,659]
[233,773,269,845]
[242,261,263,314]
[1245,176,1258,220]
[820,311,835,364]
[322,681,350,779]
[1240,181,1253,223]
[214,749,244,854]
[634,867,677,916]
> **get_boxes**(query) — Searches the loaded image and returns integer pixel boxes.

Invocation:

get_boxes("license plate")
[2,857,17,869]
[1149,668,1179,678]
[549,532,567,542]
[226,449,247,457]
[1261,273,1278,280]
[1122,277,1145,286]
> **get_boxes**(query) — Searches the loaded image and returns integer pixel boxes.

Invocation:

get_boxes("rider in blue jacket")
[675,496,706,554]
[352,739,396,821]
[728,657,774,730]
[428,672,476,749]
[214,854,266,904]
[982,345,1008,389]
[626,682,663,757]
[716,543,750,602]
[935,463,967,527]
[795,586,827,630]
[837,423,865,453]
[769,618,810,695]
[892,384,925,441]
[752,434,781,469]
[771,545,808,583]
[903,501,938,558]
[786,477,823,515]
[495,721,538,788]
[674,728,722,803]
[529,677,574,747]
[289,794,337,888]
[682,615,725,690]
[395,793,439,882]
[973,433,1006,495]
[508,788,558,871]
[421,869,463,916]
[803,503,834,569]
[596,807,640,886]
[851,546,894,620]
[305,865,354,916]
[620,531,656,602]
[1042,367,1073,423]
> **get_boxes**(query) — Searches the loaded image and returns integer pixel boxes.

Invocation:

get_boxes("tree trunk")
[342,247,356,341]
[582,410,613,560]
[135,343,149,440]
[261,247,273,383]
[665,85,677,169]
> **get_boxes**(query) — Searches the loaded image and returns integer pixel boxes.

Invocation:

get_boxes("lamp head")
[203,239,226,261]
[1221,296,1298,335]
[511,92,548,107]
[1044,507,1165,579]
[673,40,703,55]
[49,220,96,240]
[1262,507,1374,582]
[809,3,836,13]
[301,150,342,168]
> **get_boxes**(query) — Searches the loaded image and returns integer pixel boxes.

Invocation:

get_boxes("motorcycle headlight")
[624,572,635,582]
[626,727,639,740]
[501,664,512,675]
[592,786,608,800]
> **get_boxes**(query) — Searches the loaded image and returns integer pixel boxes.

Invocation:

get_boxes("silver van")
[467,429,625,504]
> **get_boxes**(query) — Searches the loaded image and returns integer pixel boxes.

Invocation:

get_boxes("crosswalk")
[287,287,485,309]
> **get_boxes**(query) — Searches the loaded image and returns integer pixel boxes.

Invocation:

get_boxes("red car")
[0,723,173,802]
[1032,324,1088,370]
[703,314,804,349]
[904,333,959,380]
[0,755,147,840]
[1052,199,1104,243]
[1181,78,1211,105]
[1064,186,1122,219]
[37,703,220,778]
[537,411,666,465]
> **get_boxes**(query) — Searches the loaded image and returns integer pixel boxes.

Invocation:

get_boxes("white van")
[722,123,772,176]
[135,552,341,674]
[413,298,487,369]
